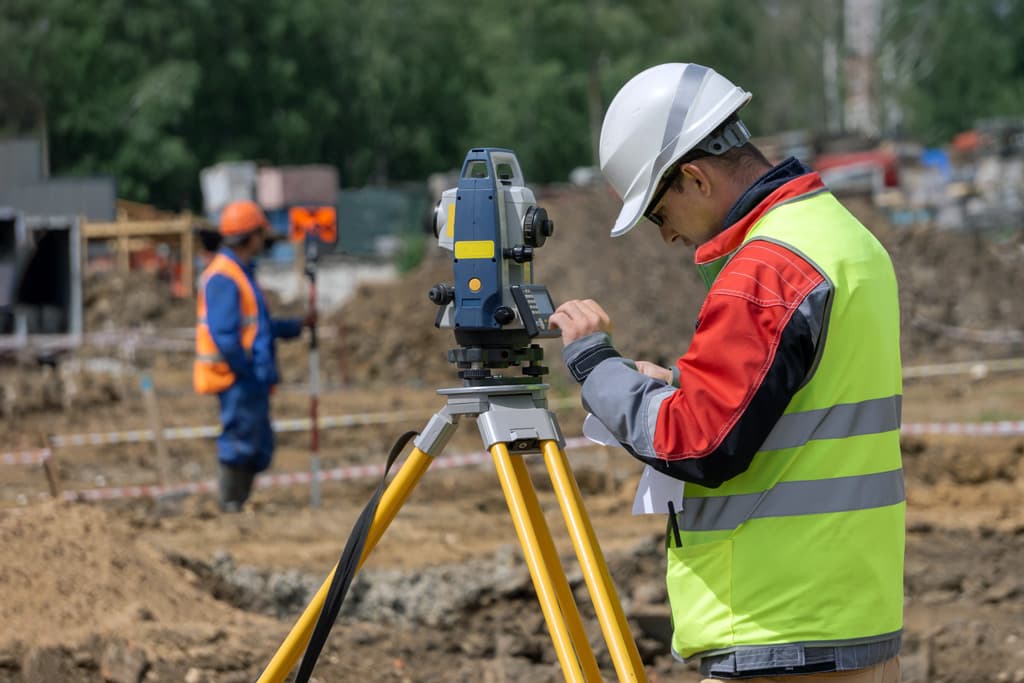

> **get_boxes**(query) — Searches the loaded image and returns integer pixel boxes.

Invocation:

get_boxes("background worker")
[194,200,313,512]
[549,63,904,682]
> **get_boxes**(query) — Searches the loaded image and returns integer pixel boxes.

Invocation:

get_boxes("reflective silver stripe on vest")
[760,395,902,452]
[682,469,905,532]
[197,317,256,325]
[196,352,226,363]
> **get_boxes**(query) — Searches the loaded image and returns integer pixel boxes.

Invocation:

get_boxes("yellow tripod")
[258,381,648,682]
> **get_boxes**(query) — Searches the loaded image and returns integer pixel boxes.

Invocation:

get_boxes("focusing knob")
[428,283,454,306]
[493,306,516,325]
[502,245,534,263]
[523,206,554,247]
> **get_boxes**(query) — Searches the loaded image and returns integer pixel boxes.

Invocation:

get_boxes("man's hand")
[302,311,318,329]
[635,361,674,384]
[548,299,613,345]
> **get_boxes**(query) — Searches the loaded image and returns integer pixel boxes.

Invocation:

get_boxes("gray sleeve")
[581,359,675,461]
[562,332,676,461]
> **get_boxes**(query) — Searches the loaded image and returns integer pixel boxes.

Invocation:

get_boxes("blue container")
[263,239,295,263]
[265,208,290,237]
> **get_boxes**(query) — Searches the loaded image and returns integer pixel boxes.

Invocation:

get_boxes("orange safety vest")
[193,254,259,394]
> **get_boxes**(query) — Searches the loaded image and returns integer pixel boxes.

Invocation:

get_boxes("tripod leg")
[257,446,435,683]
[541,440,648,683]
[491,443,591,683]
[508,451,603,682]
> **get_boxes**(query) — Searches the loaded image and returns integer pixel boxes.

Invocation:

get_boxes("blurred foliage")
[1,0,1022,208]
[880,0,1024,144]
[394,230,429,275]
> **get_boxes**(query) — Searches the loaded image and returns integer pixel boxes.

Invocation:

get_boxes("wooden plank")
[182,222,195,298]
[83,219,191,239]
[116,235,130,272]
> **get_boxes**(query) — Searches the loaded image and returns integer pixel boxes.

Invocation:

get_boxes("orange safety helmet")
[219,200,269,236]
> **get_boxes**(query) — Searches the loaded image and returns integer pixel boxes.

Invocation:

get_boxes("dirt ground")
[2,186,1024,682]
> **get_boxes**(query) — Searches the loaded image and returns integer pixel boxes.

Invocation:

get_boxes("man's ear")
[682,162,714,197]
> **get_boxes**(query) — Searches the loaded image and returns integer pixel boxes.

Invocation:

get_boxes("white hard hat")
[600,63,753,237]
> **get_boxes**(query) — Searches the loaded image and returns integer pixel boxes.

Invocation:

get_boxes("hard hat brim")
[610,188,652,238]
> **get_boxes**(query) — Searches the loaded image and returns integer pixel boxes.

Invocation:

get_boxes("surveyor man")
[194,200,313,512]
[549,63,904,682]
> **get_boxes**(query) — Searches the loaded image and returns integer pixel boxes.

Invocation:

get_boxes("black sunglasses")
[644,165,682,227]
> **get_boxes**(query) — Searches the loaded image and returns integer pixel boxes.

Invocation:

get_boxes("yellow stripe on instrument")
[454,240,495,259]
[446,203,456,238]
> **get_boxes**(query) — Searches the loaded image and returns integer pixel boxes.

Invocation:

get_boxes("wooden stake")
[182,213,195,298]
[39,434,61,499]
[140,373,172,487]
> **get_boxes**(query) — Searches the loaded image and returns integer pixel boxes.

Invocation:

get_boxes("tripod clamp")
[415,383,565,458]
[447,344,548,381]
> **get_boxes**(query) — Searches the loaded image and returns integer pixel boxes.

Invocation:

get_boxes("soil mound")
[310,186,1024,388]
[0,502,244,648]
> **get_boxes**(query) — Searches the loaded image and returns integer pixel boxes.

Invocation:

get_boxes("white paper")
[582,414,683,516]
[582,413,621,446]
[630,465,684,516]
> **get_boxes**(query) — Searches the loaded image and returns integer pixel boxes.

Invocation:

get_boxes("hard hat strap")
[694,119,751,156]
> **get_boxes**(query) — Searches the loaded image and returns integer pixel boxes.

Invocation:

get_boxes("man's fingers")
[552,300,586,326]
[578,299,608,317]
[550,299,612,344]
[635,360,673,383]
[559,300,603,320]
[577,299,612,332]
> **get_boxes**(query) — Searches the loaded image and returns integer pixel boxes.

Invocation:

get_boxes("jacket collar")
[694,158,823,268]
[722,157,812,228]
[690,158,824,289]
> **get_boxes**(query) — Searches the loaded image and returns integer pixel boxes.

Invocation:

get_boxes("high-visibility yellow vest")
[669,188,905,659]
[193,254,259,394]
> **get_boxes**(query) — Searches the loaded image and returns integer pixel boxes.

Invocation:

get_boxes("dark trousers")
[216,380,274,471]
[216,380,274,511]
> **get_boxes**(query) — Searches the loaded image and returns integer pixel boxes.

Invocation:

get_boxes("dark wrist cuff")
[567,342,621,383]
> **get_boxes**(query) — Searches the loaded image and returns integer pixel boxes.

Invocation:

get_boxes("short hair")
[664,122,769,192]
[679,115,769,170]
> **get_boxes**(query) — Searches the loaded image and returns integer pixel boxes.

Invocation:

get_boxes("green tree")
[881,0,1024,143]
[5,0,1018,209]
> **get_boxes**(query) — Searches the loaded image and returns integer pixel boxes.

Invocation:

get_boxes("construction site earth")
[1,187,1023,683]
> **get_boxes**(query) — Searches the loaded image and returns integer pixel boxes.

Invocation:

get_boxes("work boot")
[218,463,256,513]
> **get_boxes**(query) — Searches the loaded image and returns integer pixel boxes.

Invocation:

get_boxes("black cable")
[293,430,419,683]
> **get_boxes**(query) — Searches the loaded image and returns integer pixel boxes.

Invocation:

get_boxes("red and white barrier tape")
[902,357,1024,379]
[10,417,1024,470]
[48,409,433,448]
[11,415,1024,473]
[901,420,1024,437]
[1,449,51,466]
[63,479,219,502]
[47,399,579,449]
[58,437,596,502]
[40,417,1024,503]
